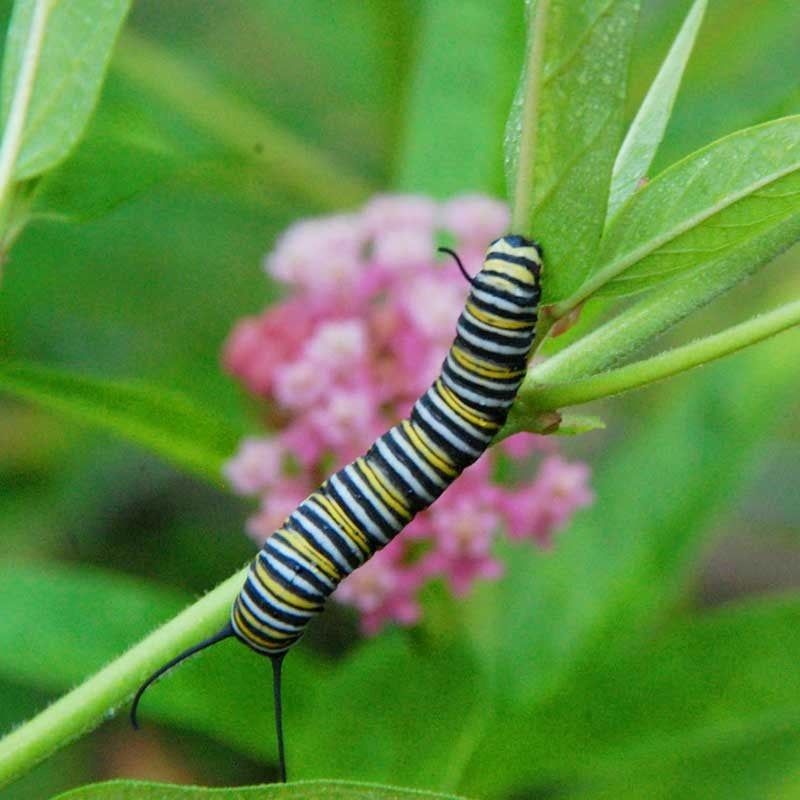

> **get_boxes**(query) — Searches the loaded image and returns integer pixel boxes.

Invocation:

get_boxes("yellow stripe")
[253,558,319,610]
[315,493,372,555]
[235,605,294,645]
[359,460,411,519]
[436,381,498,430]
[451,344,523,380]
[279,529,341,581]
[484,259,537,285]
[466,300,531,330]
[402,420,457,477]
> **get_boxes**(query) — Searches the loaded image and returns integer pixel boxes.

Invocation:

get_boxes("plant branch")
[522,297,800,411]
[0,568,246,790]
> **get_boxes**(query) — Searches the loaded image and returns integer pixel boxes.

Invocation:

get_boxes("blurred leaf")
[52,780,471,800]
[507,0,639,301]
[460,329,800,795]
[113,30,373,211]
[607,0,706,219]
[578,116,800,303]
[28,80,191,222]
[469,595,800,798]
[394,0,520,196]
[1,0,131,179]
[0,361,245,487]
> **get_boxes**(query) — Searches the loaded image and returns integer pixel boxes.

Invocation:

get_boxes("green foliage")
[0,0,130,179]
[508,0,640,301]
[607,0,706,218]
[52,780,470,800]
[0,361,244,486]
[0,0,799,798]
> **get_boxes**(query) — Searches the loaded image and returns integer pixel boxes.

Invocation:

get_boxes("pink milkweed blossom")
[223,193,594,635]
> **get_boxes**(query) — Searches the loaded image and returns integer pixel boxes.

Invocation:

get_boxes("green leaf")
[394,0,521,196]
[52,779,472,800]
[562,115,800,307]
[459,336,800,796]
[507,0,640,301]
[607,0,707,220]
[469,596,800,799]
[527,180,800,387]
[0,361,245,487]
[26,70,195,222]
[1,0,131,180]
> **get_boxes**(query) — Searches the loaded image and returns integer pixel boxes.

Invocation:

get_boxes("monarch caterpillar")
[130,234,543,781]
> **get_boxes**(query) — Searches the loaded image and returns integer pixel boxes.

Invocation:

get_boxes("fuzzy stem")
[0,568,247,790]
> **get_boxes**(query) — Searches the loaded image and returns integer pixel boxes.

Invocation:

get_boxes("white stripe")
[265,542,334,592]
[457,322,532,355]
[427,386,495,443]
[240,589,304,632]
[344,465,405,530]
[374,435,436,503]
[441,367,511,408]
[414,394,482,457]
[305,497,366,563]
[445,353,518,394]
[329,472,390,545]
[246,574,315,619]
[471,287,530,314]
[291,508,352,572]
[462,310,532,340]
[391,426,448,489]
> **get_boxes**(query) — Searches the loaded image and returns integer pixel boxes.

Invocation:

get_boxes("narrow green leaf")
[557,115,800,309]
[0,0,131,180]
[394,0,520,196]
[0,361,244,487]
[113,31,374,211]
[507,0,640,301]
[607,0,707,219]
[52,779,471,800]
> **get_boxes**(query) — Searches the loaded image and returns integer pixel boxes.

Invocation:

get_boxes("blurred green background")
[0,1,799,798]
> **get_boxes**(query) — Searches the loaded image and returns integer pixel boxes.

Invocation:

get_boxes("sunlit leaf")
[1,0,131,179]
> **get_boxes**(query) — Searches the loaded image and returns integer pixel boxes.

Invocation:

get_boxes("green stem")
[114,31,374,211]
[521,297,800,412]
[510,0,549,234]
[0,568,246,790]
[0,0,53,231]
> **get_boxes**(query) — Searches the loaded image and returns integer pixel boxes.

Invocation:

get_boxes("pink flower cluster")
[223,194,594,635]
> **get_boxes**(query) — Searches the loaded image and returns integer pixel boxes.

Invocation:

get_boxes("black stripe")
[263,538,332,596]
[470,291,538,322]
[337,465,401,540]
[484,250,541,274]
[368,433,440,513]
[319,479,386,552]
[242,577,312,626]
[297,501,363,570]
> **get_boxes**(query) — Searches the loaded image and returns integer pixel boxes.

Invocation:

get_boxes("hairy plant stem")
[0,569,246,790]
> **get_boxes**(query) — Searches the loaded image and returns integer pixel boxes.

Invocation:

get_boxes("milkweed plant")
[0,0,798,799]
